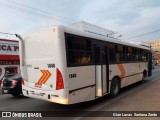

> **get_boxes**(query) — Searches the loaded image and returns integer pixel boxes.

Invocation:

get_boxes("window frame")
[65,33,94,67]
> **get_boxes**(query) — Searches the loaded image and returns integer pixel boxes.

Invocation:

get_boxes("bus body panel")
[21,26,69,104]
[22,27,57,91]
[67,66,95,91]
[109,62,148,88]
[68,86,95,104]
[67,66,96,104]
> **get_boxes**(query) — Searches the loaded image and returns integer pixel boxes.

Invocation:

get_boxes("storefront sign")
[0,40,19,55]
[0,61,20,65]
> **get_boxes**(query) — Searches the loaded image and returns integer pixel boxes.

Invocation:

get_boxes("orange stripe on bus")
[40,70,52,84]
[37,70,52,84]
[117,64,126,79]
[37,70,46,84]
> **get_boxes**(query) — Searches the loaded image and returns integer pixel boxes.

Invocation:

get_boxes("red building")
[0,38,20,86]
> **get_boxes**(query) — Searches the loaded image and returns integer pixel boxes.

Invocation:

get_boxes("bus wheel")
[110,78,120,97]
[141,72,146,83]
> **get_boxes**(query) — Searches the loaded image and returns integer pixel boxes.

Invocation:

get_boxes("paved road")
[0,67,160,120]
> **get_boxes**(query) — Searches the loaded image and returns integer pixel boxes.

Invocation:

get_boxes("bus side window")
[108,43,116,63]
[66,34,92,66]
[116,45,124,62]
[81,56,91,64]
[135,48,141,61]
[94,47,100,64]
[138,49,143,61]
[126,47,135,61]
[142,50,147,62]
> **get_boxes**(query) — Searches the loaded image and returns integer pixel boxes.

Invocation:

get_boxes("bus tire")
[110,77,120,97]
[141,71,146,83]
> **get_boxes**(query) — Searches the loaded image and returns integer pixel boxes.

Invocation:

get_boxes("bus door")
[94,45,109,97]
[147,52,152,76]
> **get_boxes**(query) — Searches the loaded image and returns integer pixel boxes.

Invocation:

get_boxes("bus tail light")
[56,68,64,90]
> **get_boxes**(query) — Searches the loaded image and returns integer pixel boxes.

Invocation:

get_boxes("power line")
[0,1,75,24]
[0,1,68,23]
[122,29,160,40]
[6,0,76,23]
[0,32,15,36]
[0,2,57,21]
[1,1,160,40]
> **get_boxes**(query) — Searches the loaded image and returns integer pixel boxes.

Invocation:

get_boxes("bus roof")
[23,25,150,51]
[64,26,150,50]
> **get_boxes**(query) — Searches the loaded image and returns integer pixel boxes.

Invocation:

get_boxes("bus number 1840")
[69,73,77,79]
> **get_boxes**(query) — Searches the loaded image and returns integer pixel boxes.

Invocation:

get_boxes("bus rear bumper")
[22,85,68,105]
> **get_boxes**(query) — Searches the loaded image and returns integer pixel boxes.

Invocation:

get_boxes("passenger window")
[108,43,116,63]
[142,50,147,62]
[127,47,134,61]
[116,45,124,62]
[66,34,92,66]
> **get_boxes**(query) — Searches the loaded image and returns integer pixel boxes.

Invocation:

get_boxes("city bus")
[16,25,152,104]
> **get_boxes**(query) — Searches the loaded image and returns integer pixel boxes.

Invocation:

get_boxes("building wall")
[0,38,20,87]
[148,40,160,64]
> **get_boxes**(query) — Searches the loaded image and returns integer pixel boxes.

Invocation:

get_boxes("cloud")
[118,6,160,40]
[79,0,160,41]
[0,0,160,41]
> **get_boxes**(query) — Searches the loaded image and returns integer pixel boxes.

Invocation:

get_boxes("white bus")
[16,26,152,105]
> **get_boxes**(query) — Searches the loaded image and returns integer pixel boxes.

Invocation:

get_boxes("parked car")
[1,73,22,97]
[0,73,14,88]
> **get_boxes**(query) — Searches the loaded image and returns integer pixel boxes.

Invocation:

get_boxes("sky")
[0,0,160,43]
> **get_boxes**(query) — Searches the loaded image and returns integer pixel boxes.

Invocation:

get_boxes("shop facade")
[0,38,20,86]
